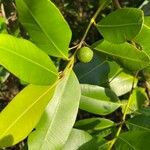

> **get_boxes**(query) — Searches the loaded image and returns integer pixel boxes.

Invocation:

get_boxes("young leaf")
[0,84,56,148]
[62,129,92,150]
[94,40,150,71]
[0,34,58,85]
[97,8,144,43]
[80,84,121,115]
[16,0,72,59]
[115,131,150,150]
[28,70,81,150]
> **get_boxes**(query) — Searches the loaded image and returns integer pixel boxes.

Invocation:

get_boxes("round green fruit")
[77,47,93,63]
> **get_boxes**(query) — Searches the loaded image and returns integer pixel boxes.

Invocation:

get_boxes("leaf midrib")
[95,47,147,64]
[0,85,54,138]
[22,0,68,59]
[118,136,137,150]
[0,46,57,75]
[40,71,71,149]
[79,60,107,80]
[127,122,150,132]
[97,22,141,28]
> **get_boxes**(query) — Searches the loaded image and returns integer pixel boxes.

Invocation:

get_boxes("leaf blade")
[0,34,58,85]
[0,84,56,147]
[16,0,72,58]
[28,71,81,150]
[97,8,144,43]
[79,84,121,115]
[94,40,150,71]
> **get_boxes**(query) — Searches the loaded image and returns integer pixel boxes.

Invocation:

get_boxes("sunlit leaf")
[28,70,81,150]
[0,34,58,85]
[16,0,72,59]
[97,8,144,43]
[0,84,56,147]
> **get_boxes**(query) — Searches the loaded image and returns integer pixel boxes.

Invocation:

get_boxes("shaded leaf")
[0,34,58,85]
[115,131,150,150]
[97,8,144,43]
[0,84,56,147]
[75,118,114,136]
[16,0,72,59]
[80,84,121,115]
[28,70,81,150]
[78,136,109,150]
[74,53,108,86]
[127,114,150,132]
[75,118,114,131]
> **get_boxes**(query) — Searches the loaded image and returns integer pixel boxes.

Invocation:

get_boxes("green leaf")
[109,72,137,96]
[94,40,150,71]
[134,17,150,54]
[74,52,123,87]
[115,131,150,150]
[0,34,58,85]
[134,17,150,82]
[0,84,56,148]
[121,87,148,114]
[97,8,144,43]
[28,70,81,150]
[16,0,72,59]
[62,129,92,150]
[74,53,108,86]
[127,114,150,132]
[75,118,114,134]
[78,136,109,150]
[0,17,7,33]
[80,84,121,115]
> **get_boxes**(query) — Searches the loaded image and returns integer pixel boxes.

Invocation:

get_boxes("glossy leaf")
[127,114,150,132]
[28,70,81,150]
[115,131,150,150]
[16,0,72,59]
[80,84,121,115]
[0,84,56,147]
[109,72,137,96]
[97,8,144,43]
[122,88,148,114]
[94,40,150,71]
[0,34,58,85]
[62,129,92,150]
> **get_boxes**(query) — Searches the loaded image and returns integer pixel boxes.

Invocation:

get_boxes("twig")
[112,0,121,9]
[0,3,8,24]
[77,1,109,49]
[108,71,138,150]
